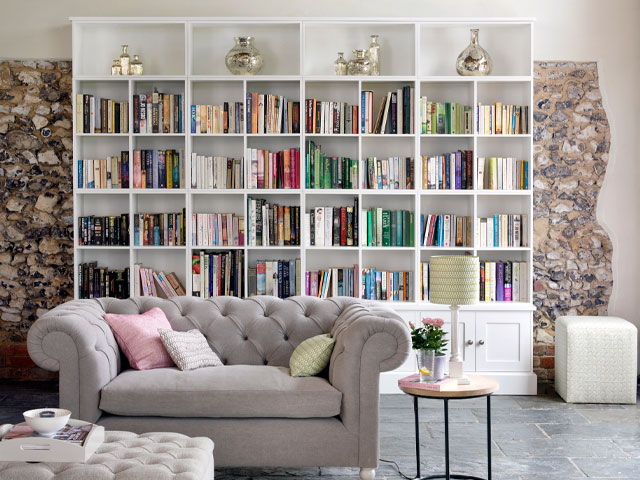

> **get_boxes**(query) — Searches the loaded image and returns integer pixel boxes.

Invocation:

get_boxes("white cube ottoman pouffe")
[0,431,214,480]
[555,316,638,404]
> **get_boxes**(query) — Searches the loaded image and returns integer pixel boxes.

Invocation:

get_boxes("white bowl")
[23,408,71,436]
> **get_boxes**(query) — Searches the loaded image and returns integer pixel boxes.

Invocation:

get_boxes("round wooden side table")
[398,374,499,480]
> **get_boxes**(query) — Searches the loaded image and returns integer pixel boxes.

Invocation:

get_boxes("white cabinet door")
[475,312,531,372]
[421,310,476,372]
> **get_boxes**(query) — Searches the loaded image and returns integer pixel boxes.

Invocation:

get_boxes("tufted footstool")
[555,316,637,404]
[0,431,214,480]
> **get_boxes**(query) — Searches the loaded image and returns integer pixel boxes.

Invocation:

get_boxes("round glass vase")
[225,36,264,76]
[455,28,493,76]
[130,55,143,75]
[348,49,371,76]
[334,52,348,76]
[416,349,436,382]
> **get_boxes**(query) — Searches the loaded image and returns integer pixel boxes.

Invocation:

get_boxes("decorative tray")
[0,419,104,463]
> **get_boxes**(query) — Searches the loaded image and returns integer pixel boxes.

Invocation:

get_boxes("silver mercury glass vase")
[456,28,493,76]
[225,36,264,75]
[367,34,380,76]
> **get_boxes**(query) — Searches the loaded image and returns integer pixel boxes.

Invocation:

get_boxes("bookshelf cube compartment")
[361,136,416,191]
[76,249,130,299]
[361,250,416,301]
[361,80,416,135]
[476,251,531,303]
[419,23,532,77]
[304,250,359,298]
[73,22,186,77]
[190,22,301,76]
[133,249,187,297]
[303,23,415,77]
[191,193,245,247]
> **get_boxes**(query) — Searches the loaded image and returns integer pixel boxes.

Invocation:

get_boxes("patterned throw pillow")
[158,328,223,371]
[289,334,336,377]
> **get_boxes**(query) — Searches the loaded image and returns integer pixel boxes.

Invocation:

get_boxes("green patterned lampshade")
[429,255,479,305]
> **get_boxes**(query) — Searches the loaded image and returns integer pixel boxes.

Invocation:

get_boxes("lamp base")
[448,358,464,379]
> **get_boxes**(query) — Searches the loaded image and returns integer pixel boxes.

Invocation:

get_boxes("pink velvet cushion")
[104,307,175,370]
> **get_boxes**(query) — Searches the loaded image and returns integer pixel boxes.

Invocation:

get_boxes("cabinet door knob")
[478,339,485,345]
[466,339,474,345]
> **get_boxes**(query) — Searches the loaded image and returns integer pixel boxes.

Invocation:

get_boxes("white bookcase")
[71,17,536,394]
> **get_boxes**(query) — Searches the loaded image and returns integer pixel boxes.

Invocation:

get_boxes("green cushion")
[289,334,336,377]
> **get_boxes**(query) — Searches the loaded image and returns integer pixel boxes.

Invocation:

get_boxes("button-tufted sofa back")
[97,296,359,367]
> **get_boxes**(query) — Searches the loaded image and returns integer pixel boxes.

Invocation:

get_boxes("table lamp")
[429,255,479,385]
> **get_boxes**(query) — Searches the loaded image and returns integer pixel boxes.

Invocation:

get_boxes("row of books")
[76,95,129,134]
[191,154,243,190]
[362,86,415,134]
[363,208,415,247]
[477,214,528,248]
[477,157,529,190]
[305,141,358,190]
[305,99,359,134]
[305,201,359,247]
[77,154,130,189]
[422,151,473,190]
[132,91,184,134]
[191,103,244,134]
[192,251,244,298]
[246,93,301,134]
[421,214,473,247]
[306,267,357,298]
[420,99,473,135]
[476,103,529,135]
[78,214,129,246]
[249,148,301,189]
[362,268,415,301]
[191,213,244,247]
[132,149,185,189]
[249,259,302,298]
[247,199,301,246]
[365,156,415,190]
[133,210,186,246]
[134,264,186,297]
[78,263,130,299]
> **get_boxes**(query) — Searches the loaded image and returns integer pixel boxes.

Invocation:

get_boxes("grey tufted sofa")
[27,296,410,480]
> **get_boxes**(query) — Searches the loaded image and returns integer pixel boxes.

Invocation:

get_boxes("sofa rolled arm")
[27,299,120,423]
[329,303,411,467]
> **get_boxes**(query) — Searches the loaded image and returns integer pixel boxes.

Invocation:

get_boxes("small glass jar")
[130,55,143,75]
[111,59,122,76]
[334,52,348,76]
[348,49,371,76]
[367,35,380,76]
[416,349,436,382]
[119,44,131,75]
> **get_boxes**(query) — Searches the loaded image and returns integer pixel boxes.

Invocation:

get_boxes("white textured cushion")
[158,328,223,371]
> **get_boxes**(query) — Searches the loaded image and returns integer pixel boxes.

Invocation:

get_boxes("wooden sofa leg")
[359,467,375,480]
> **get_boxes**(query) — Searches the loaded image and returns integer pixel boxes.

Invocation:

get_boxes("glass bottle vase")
[111,59,121,76]
[119,45,131,75]
[416,349,436,382]
[130,55,143,75]
[455,28,493,76]
[334,52,348,76]
[367,34,380,76]
[348,49,371,76]
[225,36,264,76]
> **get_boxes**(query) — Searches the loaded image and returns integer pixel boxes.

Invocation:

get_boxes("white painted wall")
[2,0,639,359]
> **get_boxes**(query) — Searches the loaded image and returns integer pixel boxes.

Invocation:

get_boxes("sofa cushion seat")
[99,365,342,418]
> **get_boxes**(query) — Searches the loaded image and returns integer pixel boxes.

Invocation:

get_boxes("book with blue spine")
[190,105,196,133]
[493,215,499,247]
[78,159,83,188]
[361,91,366,133]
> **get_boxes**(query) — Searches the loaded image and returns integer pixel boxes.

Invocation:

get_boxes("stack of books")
[249,259,301,298]
[190,154,243,189]
[192,251,244,298]
[364,157,414,190]
[134,265,186,297]
[247,198,300,246]
[132,90,184,134]
[361,268,414,301]
[246,93,300,134]
[133,210,186,247]
[422,150,473,190]
[78,214,129,246]
[421,214,473,247]
[475,103,529,135]
[477,214,528,248]
[477,157,529,190]
[480,260,528,302]
[420,98,473,134]
[362,208,414,247]
[132,149,185,189]
[248,148,300,189]
[305,141,358,190]
[305,199,359,247]
[361,86,415,134]
[191,213,244,247]
[75,94,129,134]
[77,154,129,189]
[191,102,244,134]
[78,263,130,299]
[305,99,359,134]
[305,267,357,298]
